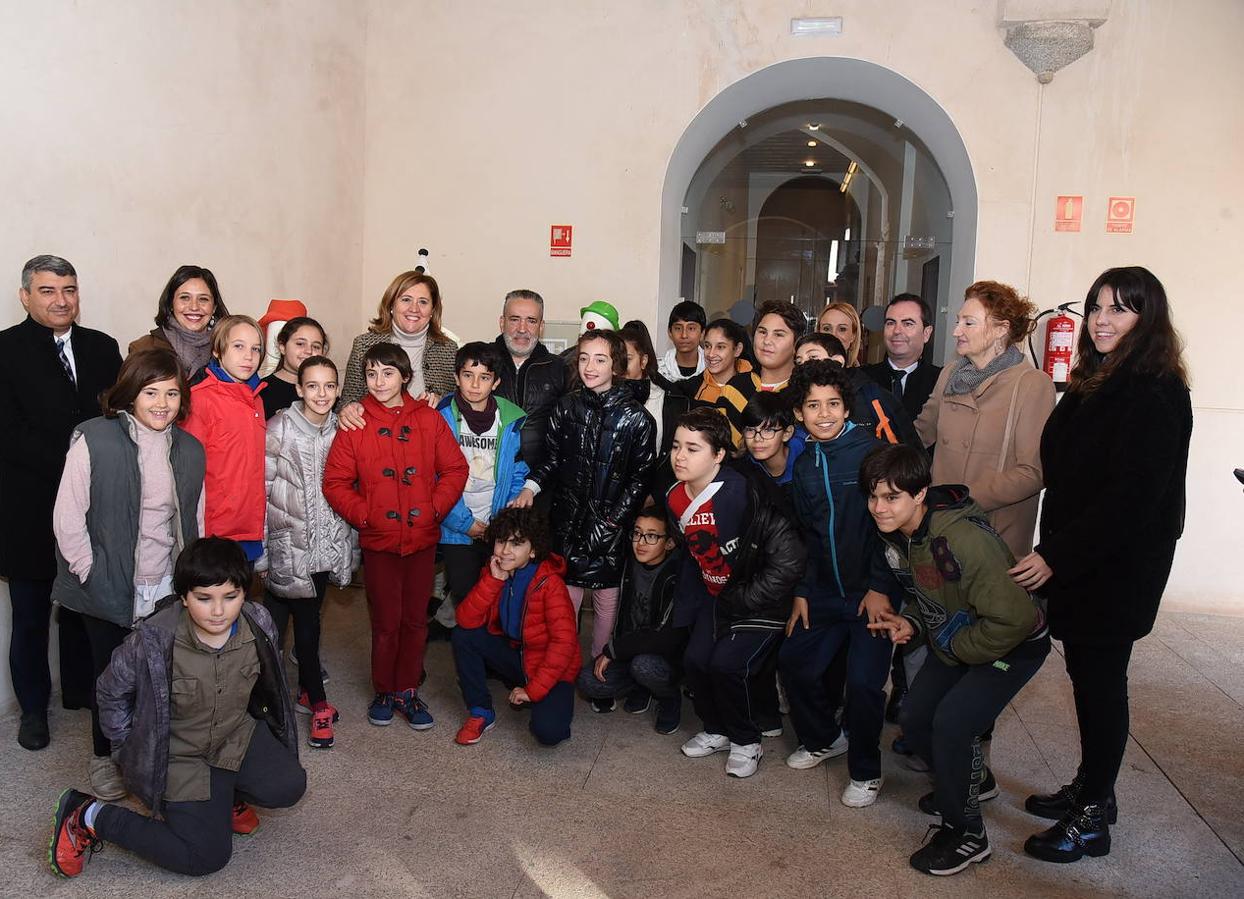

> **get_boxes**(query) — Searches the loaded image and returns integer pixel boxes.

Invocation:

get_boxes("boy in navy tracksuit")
[781,360,901,808]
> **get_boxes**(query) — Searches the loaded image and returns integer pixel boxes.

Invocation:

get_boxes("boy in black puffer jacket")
[577,504,686,733]
[668,409,805,779]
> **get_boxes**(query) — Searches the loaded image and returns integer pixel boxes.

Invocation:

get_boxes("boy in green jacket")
[863,444,1049,877]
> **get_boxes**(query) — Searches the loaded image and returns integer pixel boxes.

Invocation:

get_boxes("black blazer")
[0,316,122,579]
[863,359,942,422]
[1036,371,1192,644]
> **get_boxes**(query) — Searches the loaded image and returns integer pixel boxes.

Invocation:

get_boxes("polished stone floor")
[2,587,1241,898]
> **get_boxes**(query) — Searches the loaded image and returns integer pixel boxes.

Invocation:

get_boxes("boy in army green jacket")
[863,445,1049,878]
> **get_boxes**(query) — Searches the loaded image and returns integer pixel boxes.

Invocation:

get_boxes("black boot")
[18,712,50,751]
[1024,802,1112,863]
[1025,770,1118,824]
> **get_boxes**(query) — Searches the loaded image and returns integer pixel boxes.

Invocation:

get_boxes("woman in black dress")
[1010,266,1192,863]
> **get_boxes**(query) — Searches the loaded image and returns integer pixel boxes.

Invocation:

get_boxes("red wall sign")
[550,225,573,257]
[1106,197,1135,233]
[1054,195,1083,232]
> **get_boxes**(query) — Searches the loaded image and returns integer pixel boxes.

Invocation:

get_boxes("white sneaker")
[681,731,730,758]
[761,725,784,738]
[725,742,763,778]
[841,776,883,807]
[786,732,849,769]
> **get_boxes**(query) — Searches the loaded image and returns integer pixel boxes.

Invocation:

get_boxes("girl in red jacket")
[180,315,267,565]
[323,343,467,730]
[451,507,580,747]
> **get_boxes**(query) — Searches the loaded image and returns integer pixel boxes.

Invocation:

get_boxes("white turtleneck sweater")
[391,326,428,397]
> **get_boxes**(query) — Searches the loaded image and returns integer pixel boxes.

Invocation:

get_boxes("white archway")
[659,57,977,362]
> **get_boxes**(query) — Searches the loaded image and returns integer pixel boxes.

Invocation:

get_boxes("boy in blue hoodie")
[435,342,529,636]
[781,360,900,808]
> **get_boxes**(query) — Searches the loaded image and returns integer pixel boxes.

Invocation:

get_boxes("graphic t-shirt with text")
[669,481,732,596]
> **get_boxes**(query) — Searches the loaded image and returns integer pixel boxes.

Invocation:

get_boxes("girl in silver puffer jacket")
[257,355,358,749]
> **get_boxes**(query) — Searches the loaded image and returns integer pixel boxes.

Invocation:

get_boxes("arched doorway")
[659,58,977,363]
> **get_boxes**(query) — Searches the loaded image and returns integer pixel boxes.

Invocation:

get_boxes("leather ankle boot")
[1025,771,1118,824]
[1024,801,1113,863]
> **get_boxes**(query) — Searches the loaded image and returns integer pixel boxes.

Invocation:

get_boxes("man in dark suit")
[0,255,122,750]
[863,293,942,422]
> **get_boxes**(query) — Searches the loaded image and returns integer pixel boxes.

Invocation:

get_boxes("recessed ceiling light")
[805,160,816,167]
[807,140,817,147]
[807,123,821,131]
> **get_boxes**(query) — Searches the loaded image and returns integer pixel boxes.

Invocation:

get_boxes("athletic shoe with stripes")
[909,824,991,876]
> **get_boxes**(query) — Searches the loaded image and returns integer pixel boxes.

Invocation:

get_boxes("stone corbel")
[999,0,1110,83]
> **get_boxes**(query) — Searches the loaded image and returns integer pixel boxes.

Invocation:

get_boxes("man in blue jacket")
[781,360,901,808]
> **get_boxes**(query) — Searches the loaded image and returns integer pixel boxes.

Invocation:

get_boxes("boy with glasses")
[577,505,686,732]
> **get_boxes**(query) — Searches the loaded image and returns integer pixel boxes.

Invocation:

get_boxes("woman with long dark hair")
[129,265,230,377]
[1011,266,1192,863]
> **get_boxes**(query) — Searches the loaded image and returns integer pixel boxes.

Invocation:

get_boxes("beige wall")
[363,0,1243,613]
[0,1,367,709]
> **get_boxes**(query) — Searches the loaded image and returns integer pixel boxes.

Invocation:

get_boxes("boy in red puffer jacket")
[323,343,467,731]
[452,507,580,747]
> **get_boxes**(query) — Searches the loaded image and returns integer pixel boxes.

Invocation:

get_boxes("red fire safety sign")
[550,225,573,257]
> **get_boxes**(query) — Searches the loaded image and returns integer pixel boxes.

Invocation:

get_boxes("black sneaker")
[910,824,991,876]
[623,690,652,714]
[1024,802,1112,863]
[654,696,681,734]
[919,768,999,815]
[591,698,616,714]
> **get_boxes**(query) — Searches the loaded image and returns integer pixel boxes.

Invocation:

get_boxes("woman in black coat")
[618,320,691,500]
[1009,266,1192,863]
[515,329,657,661]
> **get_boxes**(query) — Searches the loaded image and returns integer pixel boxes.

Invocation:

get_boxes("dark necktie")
[890,368,905,400]
[56,338,76,388]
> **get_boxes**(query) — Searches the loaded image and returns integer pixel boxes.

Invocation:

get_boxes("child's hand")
[593,654,611,682]
[509,488,535,509]
[858,590,893,626]
[338,402,367,431]
[488,554,508,581]
[467,520,487,539]
[786,596,810,636]
[867,611,914,644]
[1009,551,1053,591]
[508,686,531,706]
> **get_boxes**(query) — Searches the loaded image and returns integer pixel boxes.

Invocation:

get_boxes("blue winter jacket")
[437,394,529,545]
[792,421,899,620]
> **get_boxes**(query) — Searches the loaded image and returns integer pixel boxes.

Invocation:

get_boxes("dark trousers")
[451,625,574,746]
[682,602,779,746]
[576,653,681,709]
[901,636,1050,831]
[1063,639,1135,801]
[363,547,435,694]
[751,643,782,730]
[94,721,305,877]
[80,614,131,757]
[6,577,93,714]
[779,615,892,780]
[265,572,330,706]
[443,542,490,604]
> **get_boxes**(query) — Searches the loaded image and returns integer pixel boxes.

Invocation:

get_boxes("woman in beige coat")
[915,281,1055,558]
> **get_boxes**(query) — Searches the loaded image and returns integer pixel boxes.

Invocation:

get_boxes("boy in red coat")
[451,507,580,746]
[323,343,467,731]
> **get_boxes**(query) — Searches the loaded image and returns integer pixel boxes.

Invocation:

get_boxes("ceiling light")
[805,160,816,167]
[791,17,843,36]
[807,123,821,131]
[807,140,817,147]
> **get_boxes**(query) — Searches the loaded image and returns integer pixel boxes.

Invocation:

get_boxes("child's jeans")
[451,625,573,746]
[363,547,436,693]
[94,722,305,876]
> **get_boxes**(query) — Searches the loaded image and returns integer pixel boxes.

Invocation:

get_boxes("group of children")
[46,299,1049,882]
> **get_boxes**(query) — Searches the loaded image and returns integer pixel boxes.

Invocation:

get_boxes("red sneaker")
[455,713,496,746]
[296,690,311,715]
[232,801,260,835]
[309,702,337,749]
[49,789,100,878]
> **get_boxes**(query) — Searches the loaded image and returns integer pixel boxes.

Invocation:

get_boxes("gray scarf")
[944,344,1024,396]
[161,320,214,376]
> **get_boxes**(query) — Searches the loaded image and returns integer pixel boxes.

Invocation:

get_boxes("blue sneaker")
[397,689,434,730]
[367,692,395,726]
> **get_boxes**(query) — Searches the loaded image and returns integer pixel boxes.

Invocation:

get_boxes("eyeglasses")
[630,530,667,545]
[742,426,783,439]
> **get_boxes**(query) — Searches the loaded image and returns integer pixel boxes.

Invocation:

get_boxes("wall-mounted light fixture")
[791,17,843,36]
[839,161,858,193]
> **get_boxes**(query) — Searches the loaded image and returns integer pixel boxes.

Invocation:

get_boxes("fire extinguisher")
[1030,302,1081,391]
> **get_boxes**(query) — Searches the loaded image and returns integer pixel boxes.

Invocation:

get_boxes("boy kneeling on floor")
[50,537,305,879]
[863,444,1050,877]
[451,507,580,747]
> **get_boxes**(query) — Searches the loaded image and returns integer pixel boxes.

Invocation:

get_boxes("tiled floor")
[2,589,1241,897]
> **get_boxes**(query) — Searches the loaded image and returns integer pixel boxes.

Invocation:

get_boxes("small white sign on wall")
[696,231,726,245]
